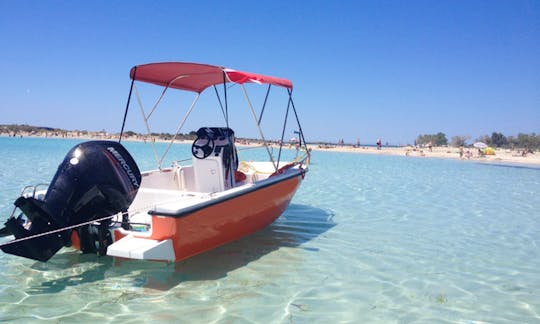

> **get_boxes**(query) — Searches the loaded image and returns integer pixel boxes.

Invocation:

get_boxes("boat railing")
[20,183,49,199]
[6,183,49,220]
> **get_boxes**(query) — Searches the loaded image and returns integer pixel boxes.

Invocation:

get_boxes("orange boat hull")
[137,172,303,262]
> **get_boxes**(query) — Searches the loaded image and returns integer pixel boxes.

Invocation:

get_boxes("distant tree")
[490,132,508,147]
[416,132,448,146]
[433,132,448,146]
[450,135,470,147]
[475,135,491,146]
[416,134,432,146]
[416,134,430,146]
[510,133,540,150]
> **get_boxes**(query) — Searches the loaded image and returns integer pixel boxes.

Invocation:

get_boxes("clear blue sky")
[1,0,538,145]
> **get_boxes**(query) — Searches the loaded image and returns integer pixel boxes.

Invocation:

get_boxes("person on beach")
[459,146,464,159]
[376,138,382,150]
[478,148,484,157]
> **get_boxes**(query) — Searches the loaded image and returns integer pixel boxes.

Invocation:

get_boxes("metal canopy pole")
[257,84,272,125]
[213,85,227,122]
[288,88,309,154]
[158,93,201,169]
[222,71,234,187]
[277,94,292,168]
[133,85,160,167]
[223,71,229,128]
[240,84,278,172]
[119,66,137,143]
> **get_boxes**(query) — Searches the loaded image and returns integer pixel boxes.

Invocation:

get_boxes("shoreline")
[2,133,539,167]
[307,144,540,167]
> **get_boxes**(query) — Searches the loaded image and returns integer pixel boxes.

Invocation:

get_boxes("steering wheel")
[192,136,215,159]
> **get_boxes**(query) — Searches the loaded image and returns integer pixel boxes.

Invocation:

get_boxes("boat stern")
[106,235,175,262]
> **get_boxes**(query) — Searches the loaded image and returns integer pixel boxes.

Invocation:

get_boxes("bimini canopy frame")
[119,62,307,170]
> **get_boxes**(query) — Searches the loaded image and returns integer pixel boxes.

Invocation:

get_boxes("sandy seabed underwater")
[0,137,539,323]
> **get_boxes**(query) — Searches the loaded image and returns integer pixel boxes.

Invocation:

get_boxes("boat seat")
[174,165,195,191]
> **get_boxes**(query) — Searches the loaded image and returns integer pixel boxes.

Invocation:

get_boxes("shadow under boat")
[27,203,335,293]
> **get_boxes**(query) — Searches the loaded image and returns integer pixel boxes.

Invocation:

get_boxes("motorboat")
[0,62,310,262]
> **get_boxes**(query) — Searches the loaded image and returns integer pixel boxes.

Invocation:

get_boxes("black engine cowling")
[0,141,141,262]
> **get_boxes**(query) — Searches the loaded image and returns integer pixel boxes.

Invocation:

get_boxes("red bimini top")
[130,62,292,93]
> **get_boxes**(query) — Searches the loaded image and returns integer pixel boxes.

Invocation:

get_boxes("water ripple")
[0,139,539,322]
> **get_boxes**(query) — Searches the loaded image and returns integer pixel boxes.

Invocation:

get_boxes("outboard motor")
[0,141,141,262]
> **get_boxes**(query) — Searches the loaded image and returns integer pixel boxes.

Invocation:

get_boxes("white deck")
[106,160,301,260]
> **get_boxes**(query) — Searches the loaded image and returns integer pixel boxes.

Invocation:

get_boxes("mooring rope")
[0,193,205,248]
[0,213,120,248]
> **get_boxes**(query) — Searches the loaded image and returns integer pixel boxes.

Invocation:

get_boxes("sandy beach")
[307,144,540,166]
[2,132,539,167]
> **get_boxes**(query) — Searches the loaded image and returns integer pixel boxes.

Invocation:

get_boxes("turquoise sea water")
[0,136,539,323]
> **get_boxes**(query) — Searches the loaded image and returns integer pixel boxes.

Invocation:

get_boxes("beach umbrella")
[484,147,496,155]
[473,142,488,149]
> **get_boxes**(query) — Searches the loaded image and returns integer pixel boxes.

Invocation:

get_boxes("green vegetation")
[149,132,195,141]
[124,130,137,137]
[450,135,470,147]
[416,132,448,146]
[476,132,540,150]
[0,124,197,141]
[0,124,62,134]
[418,131,539,150]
